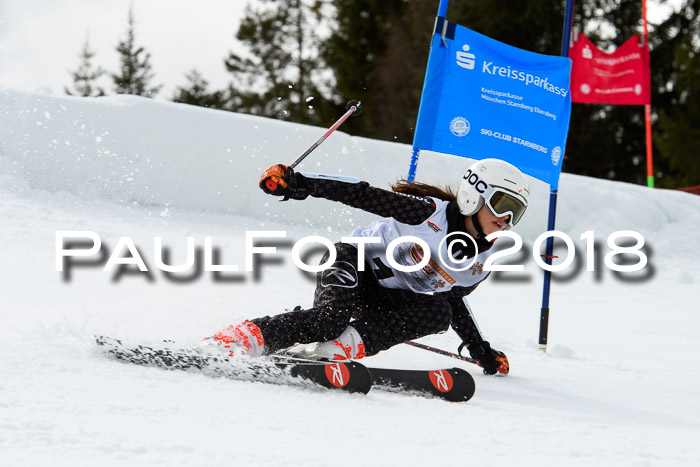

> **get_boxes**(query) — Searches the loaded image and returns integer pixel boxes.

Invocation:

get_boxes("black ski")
[95,336,372,394]
[368,366,475,402]
[274,351,475,402]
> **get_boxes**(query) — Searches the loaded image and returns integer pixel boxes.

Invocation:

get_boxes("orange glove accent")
[469,341,510,375]
[494,351,509,375]
[259,164,290,194]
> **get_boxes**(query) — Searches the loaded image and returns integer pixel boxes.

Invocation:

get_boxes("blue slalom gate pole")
[408,0,450,182]
[539,0,576,351]
[437,0,449,18]
[408,147,420,182]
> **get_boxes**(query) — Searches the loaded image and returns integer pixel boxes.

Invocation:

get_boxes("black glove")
[468,341,510,375]
[259,164,309,200]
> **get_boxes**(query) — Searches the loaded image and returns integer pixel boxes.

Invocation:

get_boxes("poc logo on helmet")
[463,169,488,194]
[456,44,476,70]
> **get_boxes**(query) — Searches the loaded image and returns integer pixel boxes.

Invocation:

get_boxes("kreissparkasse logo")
[456,44,476,70]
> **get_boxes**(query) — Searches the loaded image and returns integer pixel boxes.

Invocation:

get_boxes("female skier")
[205,158,530,375]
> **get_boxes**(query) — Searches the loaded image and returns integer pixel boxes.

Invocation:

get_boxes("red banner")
[570,34,651,105]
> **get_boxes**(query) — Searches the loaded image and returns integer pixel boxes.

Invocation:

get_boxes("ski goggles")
[482,185,528,227]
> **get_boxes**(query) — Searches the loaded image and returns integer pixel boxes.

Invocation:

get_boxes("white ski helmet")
[456,158,530,229]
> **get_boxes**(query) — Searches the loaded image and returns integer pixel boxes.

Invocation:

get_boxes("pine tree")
[322,0,699,188]
[563,0,700,188]
[172,69,226,109]
[547,0,646,184]
[224,0,335,125]
[651,0,700,188]
[321,0,424,141]
[112,6,161,97]
[65,34,106,97]
[322,0,565,143]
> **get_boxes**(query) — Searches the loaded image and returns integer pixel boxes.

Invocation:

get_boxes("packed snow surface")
[1,89,699,466]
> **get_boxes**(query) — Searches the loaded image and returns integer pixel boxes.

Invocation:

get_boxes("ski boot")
[284,326,365,361]
[201,320,265,357]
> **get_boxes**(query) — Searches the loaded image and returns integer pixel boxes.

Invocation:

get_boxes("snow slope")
[1,89,700,466]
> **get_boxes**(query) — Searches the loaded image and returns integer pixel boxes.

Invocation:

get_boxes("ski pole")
[264,100,362,193]
[290,100,362,169]
[404,341,480,366]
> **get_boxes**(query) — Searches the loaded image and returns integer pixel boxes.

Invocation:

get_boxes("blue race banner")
[413,19,572,189]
